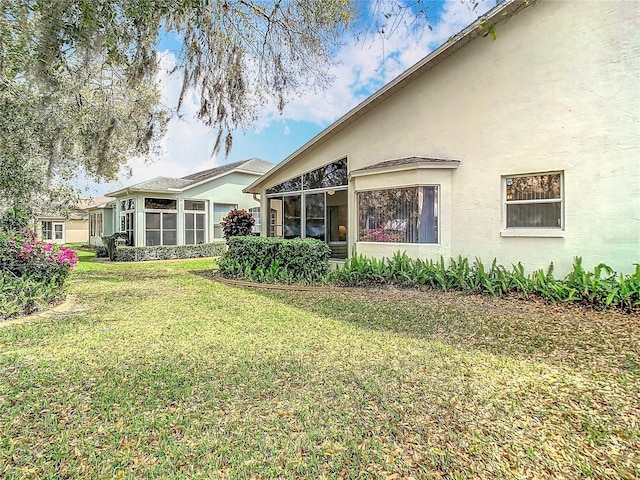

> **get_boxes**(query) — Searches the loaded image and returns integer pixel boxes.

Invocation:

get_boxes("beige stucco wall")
[257,1,640,275]
[65,219,89,243]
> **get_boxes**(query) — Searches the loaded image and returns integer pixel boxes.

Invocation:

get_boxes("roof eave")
[350,160,461,178]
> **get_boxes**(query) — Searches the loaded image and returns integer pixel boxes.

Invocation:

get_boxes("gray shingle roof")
[351,157,460,174]
[107,158,273,196]
[181,158,273,186]
[128,177,192,191]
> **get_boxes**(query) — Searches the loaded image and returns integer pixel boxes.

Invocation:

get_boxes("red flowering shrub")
[0,233,79,318]
[220,208,255,241]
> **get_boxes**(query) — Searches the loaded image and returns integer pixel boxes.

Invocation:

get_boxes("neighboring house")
[103,158,273,247]
[37,197,114,244]
[86,198,116,246]
[245,0,640,274]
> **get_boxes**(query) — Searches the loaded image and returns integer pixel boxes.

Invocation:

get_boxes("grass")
[0,250,638,479]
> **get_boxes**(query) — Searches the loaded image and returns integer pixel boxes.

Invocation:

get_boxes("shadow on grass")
[192,271,640,377]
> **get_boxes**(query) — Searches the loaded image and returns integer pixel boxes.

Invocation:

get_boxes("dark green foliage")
[114,243,227,262]
[220,208,255,241]
[0,207,32,234]
[0,270,62,319]
[219,236,330,284]
[332,253,639,311]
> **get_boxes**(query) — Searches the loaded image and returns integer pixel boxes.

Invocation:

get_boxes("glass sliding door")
[327,190,348,258]
[213,203,236,239]
[283,195,301,239]
[265,158,348,257]
[268,198,283,237]
[305,193,325,241]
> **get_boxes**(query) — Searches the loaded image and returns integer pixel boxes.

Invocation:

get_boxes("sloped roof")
[244,0,529,194]
[37,196,116,219]
[107,158,273,197]
[351,157,460,176]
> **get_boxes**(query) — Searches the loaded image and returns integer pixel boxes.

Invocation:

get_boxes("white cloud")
[265,0,497,126]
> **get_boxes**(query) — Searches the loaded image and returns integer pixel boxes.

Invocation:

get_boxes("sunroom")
[264,158,349,258]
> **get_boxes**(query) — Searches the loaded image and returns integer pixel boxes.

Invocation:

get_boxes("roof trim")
[244,0,529,194]
[350,157,460,177]
[106,158,272,197]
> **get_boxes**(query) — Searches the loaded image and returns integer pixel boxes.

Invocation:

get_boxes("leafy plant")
[115,243,226,262]
[0,233,78,319]
[0,206,32,234]
[220,209,255,241]
[331,252,638,311]
[219,236,330,284]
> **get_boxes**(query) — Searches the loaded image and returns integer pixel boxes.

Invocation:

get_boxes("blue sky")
[84,0,497,196]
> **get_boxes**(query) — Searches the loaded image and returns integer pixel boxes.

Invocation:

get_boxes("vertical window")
[41,221,52,240]
[505,173,562,228]
[358,186,438,243]
[283,196,301,239]
[90,213,103,237]
[53,223,64,241]
[248,207,261,234]
[305,193,325,241]
[268,199,283,237]
[120,198,136,246]
[213,203,237,239]
[184,200,206,244]
[144,197,177,246]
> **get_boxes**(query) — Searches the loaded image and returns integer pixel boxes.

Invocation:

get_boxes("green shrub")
[114,242,226,262]
[95,245,108,258]
[0,233,78,319]
[219,236,330,284]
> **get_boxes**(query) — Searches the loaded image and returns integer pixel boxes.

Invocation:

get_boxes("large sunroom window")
[90,213,103,237]
[184,200,206,244]
[505,172,562,229]
[144,197,177,246]
[358,186,438,243]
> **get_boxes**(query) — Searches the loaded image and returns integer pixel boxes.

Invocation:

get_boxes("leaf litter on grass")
[0,260,638,479]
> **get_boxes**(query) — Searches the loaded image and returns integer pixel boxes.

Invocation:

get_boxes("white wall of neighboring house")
[253,1,639,275]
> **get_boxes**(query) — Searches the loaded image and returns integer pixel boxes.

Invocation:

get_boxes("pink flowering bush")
[360,227,405,243]
[0,233,78,318]
[220,208,255,241]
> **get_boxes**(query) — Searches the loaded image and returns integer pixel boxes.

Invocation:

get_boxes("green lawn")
[1,251,638,479]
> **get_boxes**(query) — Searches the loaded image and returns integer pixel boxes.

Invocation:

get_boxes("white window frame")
[248,207,260,234]
[41,221,65,243]
[501,171,565,237]
[357,184,440,245]
[90,213,103,238]
[184,199,208,245]
[119,198,136,246]
[144,197,178,246]
[213,203,237,239]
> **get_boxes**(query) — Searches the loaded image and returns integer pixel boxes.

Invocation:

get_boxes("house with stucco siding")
[36,197,113,244]
[244,0,640,275]
[101,158,272,247]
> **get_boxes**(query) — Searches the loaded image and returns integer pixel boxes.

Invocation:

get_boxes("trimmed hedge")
[115,242,226,262]
[219,236,330,283]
